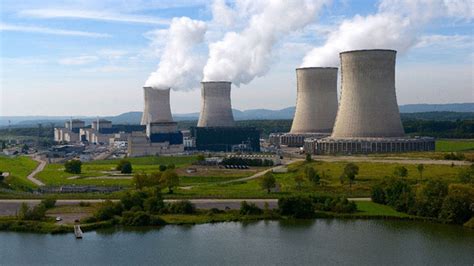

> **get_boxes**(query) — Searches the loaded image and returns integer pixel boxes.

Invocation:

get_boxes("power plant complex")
[55,48,434,157]
[304,49,434,154]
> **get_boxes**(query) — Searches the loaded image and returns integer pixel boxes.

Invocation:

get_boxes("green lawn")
[0,156,38,190]
[355,201,409,217]
[168,160,470,199]
[435,139,474,152]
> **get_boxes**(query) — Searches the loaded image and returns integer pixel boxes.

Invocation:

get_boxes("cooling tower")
[290,67,338,133]
[331,49,404,138]
[140,87,173,125]
[197,81,235,127]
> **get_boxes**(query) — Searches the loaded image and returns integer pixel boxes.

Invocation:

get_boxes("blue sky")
[1,0,473,116]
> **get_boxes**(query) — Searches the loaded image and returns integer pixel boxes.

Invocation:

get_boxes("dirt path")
[27,156,46,186]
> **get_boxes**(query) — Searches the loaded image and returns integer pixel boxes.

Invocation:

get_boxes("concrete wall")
[127,132,184,157]
[140,87,173,125]
[197,81,235,127]
[290,67,338,134]
[332,49,405,138]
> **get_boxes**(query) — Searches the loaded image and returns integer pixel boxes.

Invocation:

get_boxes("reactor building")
[128,87,184,157]
[191,81,260,152]
[304,49,434,154]
[269,67,338,147]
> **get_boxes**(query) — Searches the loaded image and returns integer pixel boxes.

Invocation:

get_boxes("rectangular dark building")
[191,127,260,152]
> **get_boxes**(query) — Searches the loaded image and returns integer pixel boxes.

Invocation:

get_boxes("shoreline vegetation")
[0,197,472,235]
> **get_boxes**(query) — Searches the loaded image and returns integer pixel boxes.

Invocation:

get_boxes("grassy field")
[435,139,474,152]
[0,156,39,190]
[167,160,470,198]
[355,202,408,217]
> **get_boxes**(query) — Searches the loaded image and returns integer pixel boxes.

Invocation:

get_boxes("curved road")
[27,156,46,186]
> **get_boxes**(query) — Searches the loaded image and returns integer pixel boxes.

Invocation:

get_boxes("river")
[0,219,473,265]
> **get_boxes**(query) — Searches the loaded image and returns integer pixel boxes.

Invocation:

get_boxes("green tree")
[197,154,205,161]
[41,198,56,209]
[160,169,179,194]
[438,185,473,224]
[414,179,448,218]
[305,166,320,186]
[116,159,132,174]
[159,165,167,172]
[393,166,408,179]
[342,163,359,188]
[240,201,263,215]
[305,153,312,163]
[416,164,424,181]
[64,159,82,174]
[167,163,175,170]
[260,172,276,193]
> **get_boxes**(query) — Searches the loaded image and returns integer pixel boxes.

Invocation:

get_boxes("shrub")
[120,191,148,211]
[159,165,167,172]
[94,200,123,221]
[79,201,91,207]
[160,170,179,194]
[278,196,315,218]
[41,198,56,209]
[444,152,465,161]
[305,166,320,186]
[260,172,276,193]
[414,179,448,218]
[168,200,195,214]
[371,184,386,204]
[143,195,165,214]
[121,211,150,226]
[116,159,132,174]
[384,178,415,212]
[438,184,473,224]
[240,201,263,215]
[64,159,82,174]
[18,203,47,221]
[393,166,408,178]
[305,153,312,163]
[310,195,356,213]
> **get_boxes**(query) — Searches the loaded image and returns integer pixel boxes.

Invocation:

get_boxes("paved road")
[27,157,46,186]
[0,198,371,216]
[314,155,471,166]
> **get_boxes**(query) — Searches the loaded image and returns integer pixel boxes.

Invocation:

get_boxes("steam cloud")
[301,0,473,67]
[145,17,207,90]
[203,0,328,86]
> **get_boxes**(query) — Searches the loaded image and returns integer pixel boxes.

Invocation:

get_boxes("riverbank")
[1,201,470,234]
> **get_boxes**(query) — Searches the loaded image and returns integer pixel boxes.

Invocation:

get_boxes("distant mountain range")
[1,103,473,127]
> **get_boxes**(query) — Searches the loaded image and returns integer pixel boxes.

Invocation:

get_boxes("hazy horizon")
[1,0,473,116]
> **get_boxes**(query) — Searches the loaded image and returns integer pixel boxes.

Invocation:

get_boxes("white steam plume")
[145,17,207,90]
[203,0,329,86]
[301,0,473,67]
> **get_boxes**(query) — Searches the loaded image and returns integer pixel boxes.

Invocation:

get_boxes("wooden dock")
[74,225,83,239]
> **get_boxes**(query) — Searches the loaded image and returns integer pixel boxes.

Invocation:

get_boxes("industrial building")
[191,81,260,152]
[54,120,85,143]
[270,67,337,147]
[191,126,260,152]
[197,81,235,127]
[128,87,184,157]
[305,49,434,154]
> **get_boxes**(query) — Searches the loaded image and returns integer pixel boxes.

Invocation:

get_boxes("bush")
[116,160,132,174]
[371,184,386,204]
[438,184,473,224]
[143,195,165,214]
[278,196,315,218]
[64,160,81,174]
[160,170,179,194]
[310,195,356,213]
[41,198,56,209]
[79,201,91,207]
[159,165,167,172]
[94,200,123,221]
[120,191,148,211]
[18,203,47,221]
[240,201,263,215]
[444,152,465,161]
[260,172,276,193]
[305,166,320,186]
[122,211,151,226]
[168,200,195,214]
[133,172,161,189]
[414,179,448,218]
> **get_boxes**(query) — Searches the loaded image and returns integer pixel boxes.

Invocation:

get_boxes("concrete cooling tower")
[290,67,338,134]
[331,49,404,138]
[140,87,173,125]
[197,81,235,127]
[304,49,435,154]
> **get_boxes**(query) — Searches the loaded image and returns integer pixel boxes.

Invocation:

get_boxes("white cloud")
[18,9,169,25]
[0,23,110,37]
[58,55,99,65]
[415,34,473,49]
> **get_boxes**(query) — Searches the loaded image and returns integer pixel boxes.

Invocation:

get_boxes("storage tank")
[290,67,338,133]
[140,87,173,125]
[331,49,404,138]
[197,81,235,127]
